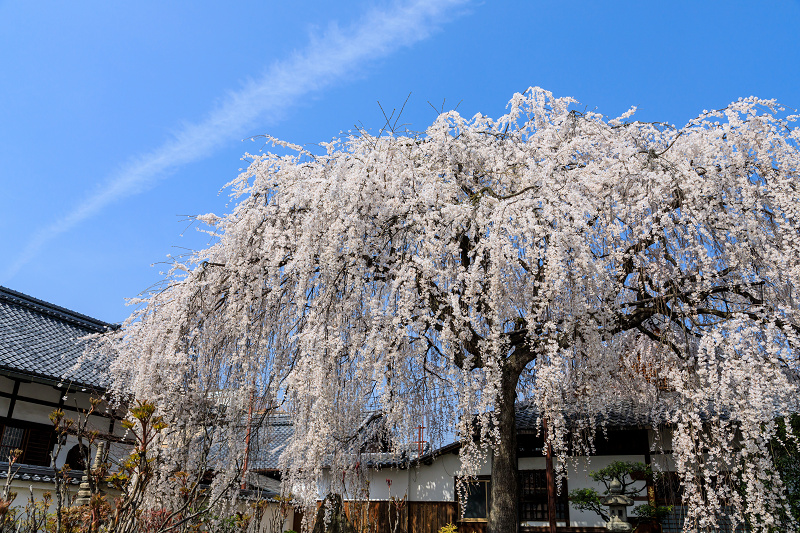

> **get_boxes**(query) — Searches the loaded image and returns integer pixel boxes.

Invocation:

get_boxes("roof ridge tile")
[0,286,115,331]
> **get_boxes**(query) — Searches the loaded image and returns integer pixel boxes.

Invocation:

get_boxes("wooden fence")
[329,501,611,533]
[336,501,485,533]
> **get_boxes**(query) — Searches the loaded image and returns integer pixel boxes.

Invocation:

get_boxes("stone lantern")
[75,441,106,506]
[601,478,634,532]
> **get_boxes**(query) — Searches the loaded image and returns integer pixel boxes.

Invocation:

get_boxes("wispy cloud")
[3,0,469,282]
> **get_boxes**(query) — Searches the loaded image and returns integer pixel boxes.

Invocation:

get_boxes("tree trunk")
[487,368,519,533]
[544,419,557,533]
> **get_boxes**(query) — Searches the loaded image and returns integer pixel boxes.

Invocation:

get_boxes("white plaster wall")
[317,471,331,498]
[4,479,80,512]
[517,456,546,470]
[251,503,297,533]
[408,454,458,501]
[366,468,409,500]
[18,382,61,403]
[317,451,492,503]
[3,480,293,533]
[2,479,122,513]
[408,450,491,502]
[1,382,114,430]
[10,400,53,426]
[0,376,15,393]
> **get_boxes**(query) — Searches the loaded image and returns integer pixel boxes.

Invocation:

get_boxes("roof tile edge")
[0,286,117,332]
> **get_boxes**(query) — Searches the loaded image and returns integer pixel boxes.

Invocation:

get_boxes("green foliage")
[588,461,650,489]
[568,461,654,524]
[438,523,458,533]
[633,503,674,522]
[569,487,608,522]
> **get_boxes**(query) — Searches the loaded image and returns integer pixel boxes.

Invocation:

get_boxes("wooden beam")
[0,390,119,419]
[6,380,20,418]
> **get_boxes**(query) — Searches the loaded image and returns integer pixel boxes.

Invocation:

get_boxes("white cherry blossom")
[92,88,800,532]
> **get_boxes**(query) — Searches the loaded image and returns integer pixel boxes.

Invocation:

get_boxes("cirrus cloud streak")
[3,0,469,282]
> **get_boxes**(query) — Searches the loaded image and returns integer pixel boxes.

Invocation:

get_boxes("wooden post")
[414,425,425,458]
[644,430,656,505]
[544,418,557,533]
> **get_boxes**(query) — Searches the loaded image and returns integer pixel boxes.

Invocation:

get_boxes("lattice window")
[518,470,568,522]
[0,423,54,467]
[0,426,24,462]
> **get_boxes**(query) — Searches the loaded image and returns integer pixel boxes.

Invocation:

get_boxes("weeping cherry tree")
[94,88,800,532]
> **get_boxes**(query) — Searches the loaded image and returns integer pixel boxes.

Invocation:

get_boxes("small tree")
[569,461,671,523]
[106,400,168,533]
[0,449,21,533]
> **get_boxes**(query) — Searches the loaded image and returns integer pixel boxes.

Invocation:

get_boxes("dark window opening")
[64,444,88,471]
[457,477,491,522]
[0,421,55,467]
[519,428,649,457]
[654,471,682,505]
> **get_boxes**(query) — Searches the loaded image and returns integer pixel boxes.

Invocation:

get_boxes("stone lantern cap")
[601,478,634,507]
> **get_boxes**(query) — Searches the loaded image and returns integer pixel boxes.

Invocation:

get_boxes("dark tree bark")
[545,419,557,533]
[487,365,521,533]
[312,493,355,533]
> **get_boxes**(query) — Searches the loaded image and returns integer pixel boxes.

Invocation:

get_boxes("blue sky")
[2,0,799,323]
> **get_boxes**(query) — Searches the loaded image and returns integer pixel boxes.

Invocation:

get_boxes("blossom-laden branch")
[91,88,800,532]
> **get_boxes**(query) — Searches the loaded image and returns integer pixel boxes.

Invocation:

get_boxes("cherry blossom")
[92,88,800,532]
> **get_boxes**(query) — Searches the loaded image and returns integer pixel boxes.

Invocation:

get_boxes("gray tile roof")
[514,398,732,432]
[0,286,115,389]
[247,412,389,471]
[0,461,84,483]
[515,399,664,431]
[245,472,281,498]
[248,413,294,471]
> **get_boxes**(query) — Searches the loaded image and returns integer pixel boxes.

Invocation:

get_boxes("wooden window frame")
[456,475,491,523]
[518,469,570,523]
[0,420,55,467]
